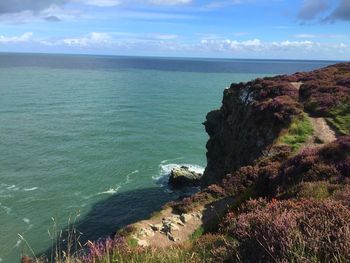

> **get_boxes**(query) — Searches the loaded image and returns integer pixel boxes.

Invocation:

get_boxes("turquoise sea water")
[0,54,336,262]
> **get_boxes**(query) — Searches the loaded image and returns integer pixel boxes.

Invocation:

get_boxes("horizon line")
[0,51,348,63]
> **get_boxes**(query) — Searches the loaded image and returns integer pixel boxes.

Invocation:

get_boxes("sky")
[0,0,349,60]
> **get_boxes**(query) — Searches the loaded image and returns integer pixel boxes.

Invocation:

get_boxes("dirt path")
[290,81,303,90]
[309,116,336,144]
[131,197,234,248]
[290,82,337,148]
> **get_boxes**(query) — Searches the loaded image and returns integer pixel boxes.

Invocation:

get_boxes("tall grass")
[20,213,83,263]
[327,103,350,135]
[278,114,313,151]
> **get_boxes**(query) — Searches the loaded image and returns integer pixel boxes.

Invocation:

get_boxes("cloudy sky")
[0,0,349,59]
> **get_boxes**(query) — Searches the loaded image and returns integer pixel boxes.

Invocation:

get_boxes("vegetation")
[221,195,350,262]
[278,114,313,151]
[327,103,350,135]
[298,63,350,135]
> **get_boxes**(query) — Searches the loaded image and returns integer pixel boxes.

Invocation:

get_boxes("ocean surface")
[0,53,336,262]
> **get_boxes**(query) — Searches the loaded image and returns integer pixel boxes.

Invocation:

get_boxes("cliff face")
[202,78,302,185]
[202,63,350,186]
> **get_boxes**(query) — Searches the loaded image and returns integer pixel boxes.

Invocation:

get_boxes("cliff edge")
[203,62,350,185]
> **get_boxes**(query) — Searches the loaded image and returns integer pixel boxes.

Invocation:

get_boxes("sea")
[0,53,337,262]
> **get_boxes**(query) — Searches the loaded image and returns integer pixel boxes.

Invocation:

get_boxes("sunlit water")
[0,54,335,262]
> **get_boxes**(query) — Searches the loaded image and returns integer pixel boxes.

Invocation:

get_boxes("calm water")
[0,53,336,262]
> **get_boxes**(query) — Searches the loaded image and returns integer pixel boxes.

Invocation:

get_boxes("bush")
[221,198,350,262]
[274,136,350,193]
[191,234,239,263]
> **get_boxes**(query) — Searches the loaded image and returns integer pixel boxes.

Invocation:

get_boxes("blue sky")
[0,0,349,59]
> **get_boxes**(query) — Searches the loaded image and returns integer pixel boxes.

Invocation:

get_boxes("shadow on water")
[38,187,176,260]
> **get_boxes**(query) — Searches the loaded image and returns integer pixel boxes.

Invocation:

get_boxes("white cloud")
[151,34,178,40]
[115,10,193,20]
[1,32,349,59]
[196,38,349,57]
[0,32,33,43]
[61,32,112,46]
[232,32,250,36]
[72,0,121,7]
[294,34,316,38]
[148,0,191,5]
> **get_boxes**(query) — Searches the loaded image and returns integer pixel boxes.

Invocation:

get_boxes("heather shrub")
[80,238,201,263]
[206,184,226,198]
[296,63,350,135]
[333,186,350,206]
[170,191,215,214]
[191,234,239,263]
[253,95,302,125]
[274,136,350,193]
[81,236,126,263]
[221,198,350,262]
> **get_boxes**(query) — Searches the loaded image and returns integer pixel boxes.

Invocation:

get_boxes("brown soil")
[290,82,303,90]
[132,197,234,248]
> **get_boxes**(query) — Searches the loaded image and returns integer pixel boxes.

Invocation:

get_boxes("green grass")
[190,227,204,241]
[279,114,314,152]
[327,115,350,135]
[99,247,197,263]
[127,237,139,248]
[327,103,350,135]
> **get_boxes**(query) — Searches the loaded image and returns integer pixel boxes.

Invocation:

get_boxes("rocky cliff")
[202,63,350,186]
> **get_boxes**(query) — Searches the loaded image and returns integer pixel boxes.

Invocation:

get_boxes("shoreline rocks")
[134,211,203,246]
[168,166,203,188]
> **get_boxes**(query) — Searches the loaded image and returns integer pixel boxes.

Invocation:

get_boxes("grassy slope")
[278,114,313,151]
[327,103,350,135]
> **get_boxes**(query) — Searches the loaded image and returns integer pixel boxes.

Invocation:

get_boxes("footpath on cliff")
[291,81,337,148]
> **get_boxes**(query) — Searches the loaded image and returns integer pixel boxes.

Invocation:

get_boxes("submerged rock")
[168,166,202,188]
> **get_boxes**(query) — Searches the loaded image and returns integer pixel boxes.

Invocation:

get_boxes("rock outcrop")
[202,63,350,186]
[168,166,202,188]
[202,78,302,185]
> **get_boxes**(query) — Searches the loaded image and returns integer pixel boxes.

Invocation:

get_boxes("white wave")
[84,170,139,198]
[6,185,19,191]
[23,218,30,224]
[23,187,38,192]
[14,239,22,248]
[153,163,205,187]
[98,185,121,195]
[123,170,138,185]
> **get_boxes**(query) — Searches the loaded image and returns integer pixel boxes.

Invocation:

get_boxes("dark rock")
[168,166,202,188]
[202,77,303,186]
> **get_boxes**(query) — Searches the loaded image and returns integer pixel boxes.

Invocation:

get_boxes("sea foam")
[153,162,205,187]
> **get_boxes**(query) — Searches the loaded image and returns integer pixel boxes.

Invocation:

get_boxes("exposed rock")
[161,222,179,234]
[180,213,192,223]
[139,227,154,237]
[168,166,202,188]
[167,233,176,242]
[149,223,163,232]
